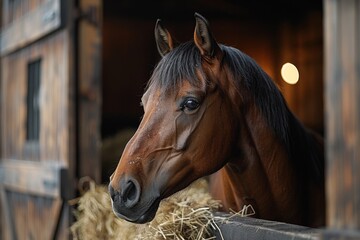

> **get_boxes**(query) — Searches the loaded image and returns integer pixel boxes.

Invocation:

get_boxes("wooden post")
[325,0,360,231]
[77,0,102,183]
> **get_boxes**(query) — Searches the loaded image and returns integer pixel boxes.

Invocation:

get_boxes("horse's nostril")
[121,178,141,208]
[124,181,136,201]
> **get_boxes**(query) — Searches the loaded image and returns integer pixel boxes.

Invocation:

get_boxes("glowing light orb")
[281,63,299,85]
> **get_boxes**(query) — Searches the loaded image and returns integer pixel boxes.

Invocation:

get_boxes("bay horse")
[109,13,325,227]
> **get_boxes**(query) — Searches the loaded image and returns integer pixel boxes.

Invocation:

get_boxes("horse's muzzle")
[109,177,141,209]
[108,177,160,223]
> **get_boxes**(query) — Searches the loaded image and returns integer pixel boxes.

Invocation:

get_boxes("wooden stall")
[101,0,360,239]
[0,0,101,239]
[0,0,358,239]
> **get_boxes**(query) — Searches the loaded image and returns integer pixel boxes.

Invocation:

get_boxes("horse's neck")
[210,106,306,224]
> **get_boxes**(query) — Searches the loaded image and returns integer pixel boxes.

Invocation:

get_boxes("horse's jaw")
[109,153,198,224]
[111,197,161,224]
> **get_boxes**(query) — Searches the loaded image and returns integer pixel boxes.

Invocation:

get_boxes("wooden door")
[0,0,102,239]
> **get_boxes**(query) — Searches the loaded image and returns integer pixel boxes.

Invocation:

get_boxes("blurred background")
[102,0,323,138]
[102,0,324,181]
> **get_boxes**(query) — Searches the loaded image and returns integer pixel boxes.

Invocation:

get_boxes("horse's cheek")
[173,107,206,150]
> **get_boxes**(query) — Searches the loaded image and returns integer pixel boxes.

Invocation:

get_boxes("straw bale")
[71,179,254,240]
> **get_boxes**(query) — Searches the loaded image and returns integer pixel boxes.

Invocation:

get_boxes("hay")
[70,179,255,240]
[70,179,137,240]
[139,180,221,240]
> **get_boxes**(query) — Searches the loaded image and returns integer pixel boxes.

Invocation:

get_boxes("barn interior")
[101,0,324,182]
[4,1,360,238]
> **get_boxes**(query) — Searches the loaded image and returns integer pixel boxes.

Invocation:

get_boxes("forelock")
[148,41,205,93]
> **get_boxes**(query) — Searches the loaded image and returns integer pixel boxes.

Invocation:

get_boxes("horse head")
[108,13,239,223]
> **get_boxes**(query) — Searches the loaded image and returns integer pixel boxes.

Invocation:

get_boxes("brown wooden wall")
[101,18,157,136]
[280,12,324,133]
[1,30,70,164]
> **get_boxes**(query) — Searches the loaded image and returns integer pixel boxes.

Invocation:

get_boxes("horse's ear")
[155,19,174,57]
[194,13,221,58]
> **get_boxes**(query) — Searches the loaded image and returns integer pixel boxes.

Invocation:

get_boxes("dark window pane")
[26,59,41,141]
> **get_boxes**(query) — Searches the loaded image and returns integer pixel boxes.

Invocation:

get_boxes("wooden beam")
[0,160,66,198]
[213,215,320,240]
[213,215,360,239]
[0,185,17,240]
[77,0,102,183]
[324,0,360,229]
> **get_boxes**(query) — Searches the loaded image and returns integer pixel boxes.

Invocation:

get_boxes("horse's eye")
[181,98,200,113]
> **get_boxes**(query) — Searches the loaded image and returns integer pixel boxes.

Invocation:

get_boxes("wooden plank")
[0,185,16,240]
[77,0,102,183]
[0,160,66,198]
[0,0,62,56]
[211,215,360,240]
[3,190,63,240]
[2,0,9,26]
[322,230,360,240]
[213,215,320,240]
[324,0,360,229]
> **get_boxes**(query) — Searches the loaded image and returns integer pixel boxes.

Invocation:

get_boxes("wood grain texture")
[0,0,62,55]
[77,0,102,183]
[0,160,65,198]
[1,30,70,164]
[325,0,360,229]
[5,190,63,240]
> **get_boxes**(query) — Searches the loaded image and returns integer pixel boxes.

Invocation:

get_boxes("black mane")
[149,41,323,180]
[149,42,204,91]
[221,45,290,145]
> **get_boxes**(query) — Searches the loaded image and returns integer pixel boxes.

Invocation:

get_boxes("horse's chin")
[112,198,161,224]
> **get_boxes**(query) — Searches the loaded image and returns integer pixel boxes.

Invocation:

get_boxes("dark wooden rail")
[213,215,360,240]
[214,215,320,240]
